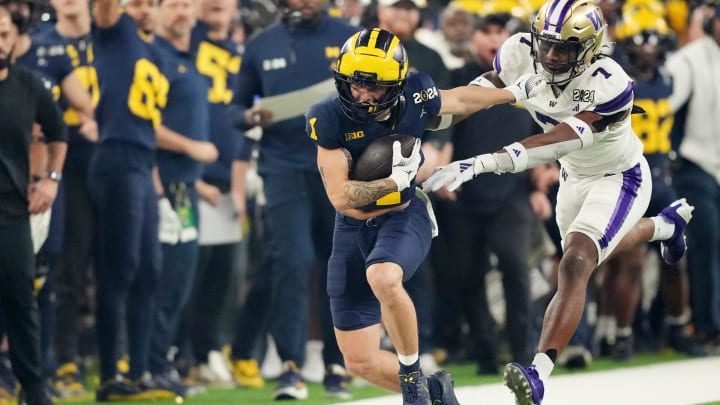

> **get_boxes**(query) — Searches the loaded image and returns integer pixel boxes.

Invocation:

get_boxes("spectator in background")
[0,6,66,403]
[37,0,99,397]
[229,0,357,400]
[149,0,219,396]
[415,2,474,69]
[594,4,706,361]
[665,0,720,349]
[89,0,176,399]
[335,0,369,26]
[178,0,242,387]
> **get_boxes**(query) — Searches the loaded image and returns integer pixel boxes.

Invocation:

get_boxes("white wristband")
[562,116,594,148]
[432,114,453,131]
[503,142,528,172]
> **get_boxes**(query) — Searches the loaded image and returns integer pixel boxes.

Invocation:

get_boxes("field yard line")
[337,356,720,405]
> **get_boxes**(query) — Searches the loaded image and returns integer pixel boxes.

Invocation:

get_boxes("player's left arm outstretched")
[423,109,615,192]
[426,72,547,130]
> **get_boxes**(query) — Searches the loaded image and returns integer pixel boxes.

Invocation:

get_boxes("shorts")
[327,195,432,331]
[556,159,652,264]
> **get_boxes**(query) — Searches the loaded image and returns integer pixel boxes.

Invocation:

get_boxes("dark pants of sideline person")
[673,158,720,339]
[0,217,44,393]
[150,185,200,375]
[88,142,160,382]
[54,168,97,367]
[261,170,343,367]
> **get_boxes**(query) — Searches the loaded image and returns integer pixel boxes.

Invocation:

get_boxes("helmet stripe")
[544,0,562,31]
[554,0,577,32]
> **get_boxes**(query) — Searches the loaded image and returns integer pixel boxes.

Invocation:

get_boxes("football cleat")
[427,370,460,405]
[230,358,265,388]
[659,198,694,265]
[51,362,88,400]
[273,361,308,400]
[504,363,544,405]
[399,370,432,405]
[323,364,352,400]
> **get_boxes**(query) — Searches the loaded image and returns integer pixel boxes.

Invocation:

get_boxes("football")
[352,134,417,181]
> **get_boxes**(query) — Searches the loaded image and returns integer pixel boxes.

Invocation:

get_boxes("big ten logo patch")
[344,130,365,141]
[412,87,439,104]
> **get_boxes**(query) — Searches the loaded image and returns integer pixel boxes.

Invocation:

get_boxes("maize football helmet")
[531,0,606,85]
[334,28,408,121]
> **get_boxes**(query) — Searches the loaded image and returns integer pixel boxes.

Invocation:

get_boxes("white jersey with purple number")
[494,33,644,177]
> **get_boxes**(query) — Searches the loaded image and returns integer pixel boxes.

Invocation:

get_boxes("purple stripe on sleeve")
[544,0,562,31]
[555,0,576,32]
[598,163,642,249]
[493,47,502,73]
[594,82,634,114]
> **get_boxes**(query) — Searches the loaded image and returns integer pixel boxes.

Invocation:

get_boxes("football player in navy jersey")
[89,0,173,400]
[148,0,220,396]
[38,0,98,396]
[307,28,542,405]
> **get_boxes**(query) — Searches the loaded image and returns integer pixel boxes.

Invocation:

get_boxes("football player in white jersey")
[423,1,694,404]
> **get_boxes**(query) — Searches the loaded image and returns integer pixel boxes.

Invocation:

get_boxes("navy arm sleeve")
[229,42,262,131]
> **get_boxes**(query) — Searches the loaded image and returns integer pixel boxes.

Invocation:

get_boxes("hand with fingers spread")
[505,73,547,104]
[422,153,499,193]
[389,138,422,192]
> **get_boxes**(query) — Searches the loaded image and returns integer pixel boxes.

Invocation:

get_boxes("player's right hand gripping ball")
[507,73,547,103]
[389,138,422,192]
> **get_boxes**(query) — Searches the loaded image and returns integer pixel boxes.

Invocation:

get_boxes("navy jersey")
[16,38,73,103]
[94,13,168,151]
[631,69,674,173]
[33,29,98,172]
[235,15,357,174]
[154,35,209,183]
[307,71,441,210]
[190,21,241,190]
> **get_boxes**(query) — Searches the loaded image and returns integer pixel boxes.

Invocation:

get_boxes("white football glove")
[422,154,499,193]
[158,197,182,245]
[389,138,422,192]
[505,73,547,104]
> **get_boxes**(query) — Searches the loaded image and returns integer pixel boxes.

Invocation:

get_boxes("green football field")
[63,350,720,405]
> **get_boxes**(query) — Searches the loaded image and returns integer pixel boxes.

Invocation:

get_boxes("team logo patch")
[344,130,365,141]
[412,87,439,104]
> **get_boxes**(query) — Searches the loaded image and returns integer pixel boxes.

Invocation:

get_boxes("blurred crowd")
[1,0,719,403]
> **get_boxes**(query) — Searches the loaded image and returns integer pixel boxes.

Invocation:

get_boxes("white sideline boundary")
[336,356,720,405]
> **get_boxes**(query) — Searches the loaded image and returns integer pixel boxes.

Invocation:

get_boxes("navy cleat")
[659,198,694,265]
[399,370,432,405]
[427,370,460,405]
[504,363,544,405]
[323,364,352,400]
[273,361,308,400]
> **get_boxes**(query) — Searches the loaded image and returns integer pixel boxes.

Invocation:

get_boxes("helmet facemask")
[531,32,595,85]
